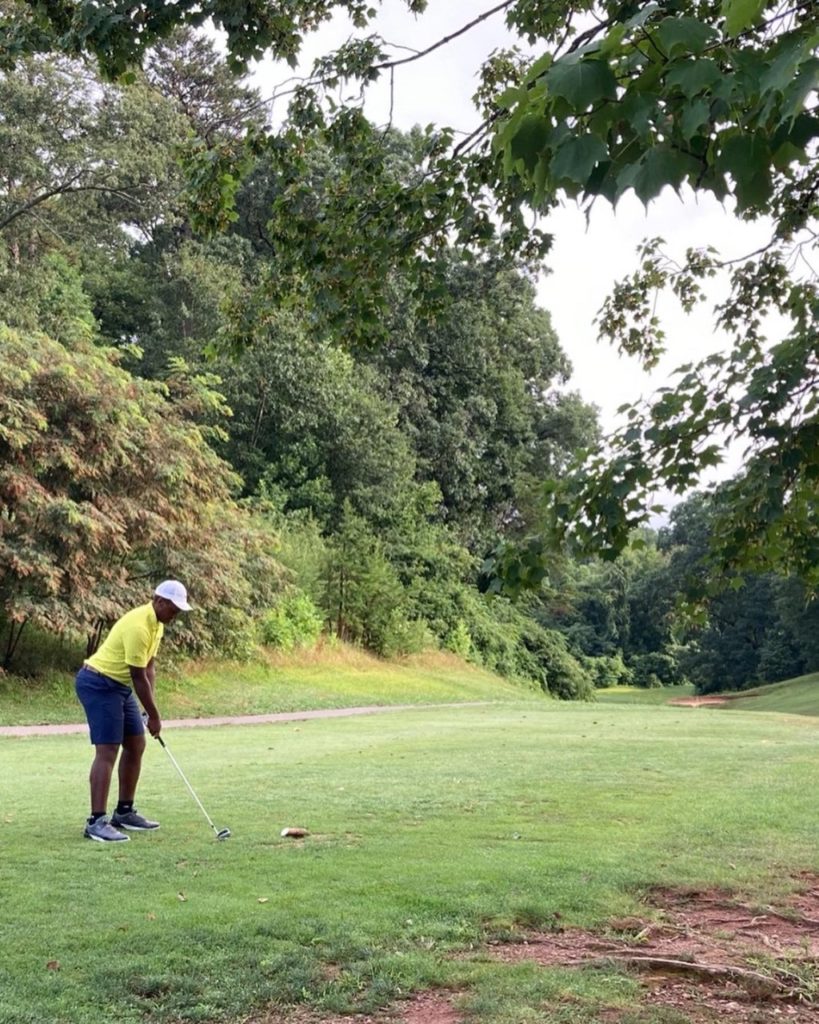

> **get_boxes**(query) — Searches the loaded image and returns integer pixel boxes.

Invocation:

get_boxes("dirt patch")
[402,992,462,1024]
[485,877,819,1022]
[244,991,463,1024]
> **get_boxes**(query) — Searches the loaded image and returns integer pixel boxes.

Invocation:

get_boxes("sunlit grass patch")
[0,642,538,726]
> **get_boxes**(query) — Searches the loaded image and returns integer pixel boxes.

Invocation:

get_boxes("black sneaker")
[111,809,160,831]
[84,817,130,843]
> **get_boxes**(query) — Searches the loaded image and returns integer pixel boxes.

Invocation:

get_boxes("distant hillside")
[705,673,819,717]
[596,675,819,717]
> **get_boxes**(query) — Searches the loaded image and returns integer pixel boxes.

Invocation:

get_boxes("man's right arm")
[130,666,161,737]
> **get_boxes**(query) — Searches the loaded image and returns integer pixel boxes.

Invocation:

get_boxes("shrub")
[378,613,435,658]
[584,653,634,688]
[630,651,681,688]
[0,327,287,669]
[445,619,472,659]
[259,592,323,651]
[203,607,258,661]
[528,627,595,701]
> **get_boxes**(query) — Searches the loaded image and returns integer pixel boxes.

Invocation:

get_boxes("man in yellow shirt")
[75,580,191,843]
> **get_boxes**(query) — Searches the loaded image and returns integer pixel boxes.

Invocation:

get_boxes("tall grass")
[0,645,540,726]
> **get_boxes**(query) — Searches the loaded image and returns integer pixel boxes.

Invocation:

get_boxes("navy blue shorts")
[75,666,145,745]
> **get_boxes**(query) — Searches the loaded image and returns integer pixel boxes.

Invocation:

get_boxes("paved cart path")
[0,702,493,737]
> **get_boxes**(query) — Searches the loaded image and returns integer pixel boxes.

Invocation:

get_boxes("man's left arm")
[146,658,156,696]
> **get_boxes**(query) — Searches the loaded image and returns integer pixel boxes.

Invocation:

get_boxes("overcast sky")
[249,0,776,467]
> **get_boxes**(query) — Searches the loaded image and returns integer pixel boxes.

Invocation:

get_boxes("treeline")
[542,496,819,695]
[1,33,815,696]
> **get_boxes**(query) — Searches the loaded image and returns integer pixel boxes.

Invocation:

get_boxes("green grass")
[3,700,819,1023]
[594,683,695,705]
[0,646,539,726]
[595,675,819,718]
[713,672,819,716]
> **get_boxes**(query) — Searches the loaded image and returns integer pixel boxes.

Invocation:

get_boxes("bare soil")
[483,875,819,1024]
[246,876,819,1024]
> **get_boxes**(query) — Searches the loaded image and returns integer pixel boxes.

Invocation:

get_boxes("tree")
[491,0,819,588]
[0,53,185,249]
[366,257,598,545]
[0,326,282,667]
[3,0,816,586]
[656,492,810,693]
[0,1,427,77]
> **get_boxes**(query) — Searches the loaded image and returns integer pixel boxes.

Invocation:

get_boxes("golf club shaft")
[156,735,219,834]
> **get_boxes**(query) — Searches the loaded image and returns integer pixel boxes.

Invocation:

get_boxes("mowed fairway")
[2,700,819,1024]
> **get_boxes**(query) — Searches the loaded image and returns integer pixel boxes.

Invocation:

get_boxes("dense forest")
[2,15,817,698]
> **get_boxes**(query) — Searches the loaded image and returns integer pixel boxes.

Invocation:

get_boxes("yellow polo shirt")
[85,603,164,685]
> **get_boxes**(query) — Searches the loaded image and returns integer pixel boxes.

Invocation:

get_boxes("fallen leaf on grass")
[46,961,60,971]
[177,892,187,902]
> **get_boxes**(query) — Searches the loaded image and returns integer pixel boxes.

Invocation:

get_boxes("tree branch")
[372,1,516,71]
[0,172,84,230]
[0,179,148,230]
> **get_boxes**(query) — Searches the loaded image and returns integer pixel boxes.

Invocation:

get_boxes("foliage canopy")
[2,0,815,587]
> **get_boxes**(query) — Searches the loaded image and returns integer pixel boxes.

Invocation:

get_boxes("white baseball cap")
[154,580,192,611]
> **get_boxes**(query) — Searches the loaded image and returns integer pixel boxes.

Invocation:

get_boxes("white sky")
[249,0,781,486]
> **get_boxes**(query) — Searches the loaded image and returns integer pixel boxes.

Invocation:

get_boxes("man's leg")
[85,745,130,841]
[89,743,120,815]
[111,705,159,830]
[75,668,132,841]
[117,731,146,804]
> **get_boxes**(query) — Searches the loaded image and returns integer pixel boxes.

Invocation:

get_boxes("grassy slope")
[2,700,819,1024]
[0,645,541,726]
[710,671,819,716]
[596,674,819,717]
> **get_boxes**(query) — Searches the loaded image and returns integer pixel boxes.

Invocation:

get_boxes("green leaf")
[508,112,552,173]
[654,17,717,58]
[617,145,696,205]
[600,3,660,54]
[617,92,659,139]
[550,134,608,186]
[771,140,808,171]
[666,58,721,97]
[495,86,523,111]
[716,132,773,210]
[545,58,618,111]
[722,0,766,37]
[760,35,811,96]
[524,50,553,84]
[782,58,819,122]
[680,97,712,140]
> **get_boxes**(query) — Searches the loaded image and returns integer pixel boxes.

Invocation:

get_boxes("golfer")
[74,580,191,843]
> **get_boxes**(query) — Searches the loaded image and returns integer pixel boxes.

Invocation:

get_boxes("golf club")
[154,733,231,840]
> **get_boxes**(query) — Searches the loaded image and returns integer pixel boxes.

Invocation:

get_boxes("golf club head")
[215,827,232,840]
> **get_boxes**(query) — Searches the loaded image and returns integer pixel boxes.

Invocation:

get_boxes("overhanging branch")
[372,1,516,71]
